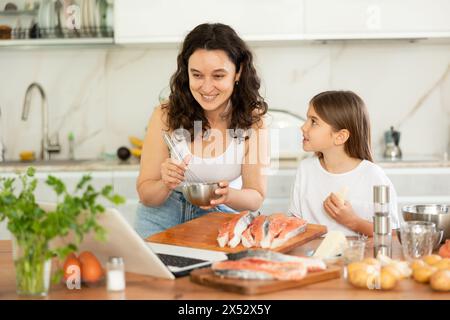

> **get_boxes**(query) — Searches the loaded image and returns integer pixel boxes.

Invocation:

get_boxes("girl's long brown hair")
[310,91,373,162]
[162,23,267,139]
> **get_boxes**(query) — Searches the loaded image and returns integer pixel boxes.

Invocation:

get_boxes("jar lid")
[108,256,124,265]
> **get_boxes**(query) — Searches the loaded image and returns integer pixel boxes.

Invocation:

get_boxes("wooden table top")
[0,238,448,300]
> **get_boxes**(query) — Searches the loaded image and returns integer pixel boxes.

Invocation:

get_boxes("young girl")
[288,91,398,236]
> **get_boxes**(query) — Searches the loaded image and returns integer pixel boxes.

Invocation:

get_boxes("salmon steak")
[270,216,307,249]
[212,249,326,280]
[216,211,259,248]
[218,212,307,249]
[241,215,267,248]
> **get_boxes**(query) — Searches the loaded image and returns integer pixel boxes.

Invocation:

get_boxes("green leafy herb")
[0,167,125,294]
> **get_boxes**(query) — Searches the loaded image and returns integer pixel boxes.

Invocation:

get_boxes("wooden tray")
[190,266,341,295]
[147,212,327,253]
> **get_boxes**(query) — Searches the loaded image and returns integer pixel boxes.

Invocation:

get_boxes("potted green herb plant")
[0,167,125,297]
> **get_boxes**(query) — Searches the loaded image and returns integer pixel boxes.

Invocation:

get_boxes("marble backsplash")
[0,40,449,161]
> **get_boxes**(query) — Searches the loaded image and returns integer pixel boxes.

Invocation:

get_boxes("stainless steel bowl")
[181,182,221,207]
[402,204,450,241]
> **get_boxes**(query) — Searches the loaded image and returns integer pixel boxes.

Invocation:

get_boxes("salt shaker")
[106,256,125,292]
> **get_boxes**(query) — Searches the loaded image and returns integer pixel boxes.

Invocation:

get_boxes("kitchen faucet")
[21,82,61,160]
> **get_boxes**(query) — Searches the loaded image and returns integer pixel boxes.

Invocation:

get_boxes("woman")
[135,23,269,239]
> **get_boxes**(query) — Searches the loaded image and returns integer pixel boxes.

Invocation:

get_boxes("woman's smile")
[200,93,219,102]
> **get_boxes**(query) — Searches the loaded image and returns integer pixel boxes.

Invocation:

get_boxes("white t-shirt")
[288,156,399,236]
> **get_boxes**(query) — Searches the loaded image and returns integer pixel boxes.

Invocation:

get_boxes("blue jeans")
[134,190,237,239]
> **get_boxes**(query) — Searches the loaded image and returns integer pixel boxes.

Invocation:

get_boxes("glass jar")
[343,239,366,265]
[12,236,52,297]
[106,256,125,292]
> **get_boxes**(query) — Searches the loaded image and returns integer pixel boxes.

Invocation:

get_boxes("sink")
[0,159,97,167]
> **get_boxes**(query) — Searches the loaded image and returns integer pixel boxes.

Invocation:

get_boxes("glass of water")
[400,221,436,261]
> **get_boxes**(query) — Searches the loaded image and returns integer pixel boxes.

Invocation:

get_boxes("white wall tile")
[0,41,449,160]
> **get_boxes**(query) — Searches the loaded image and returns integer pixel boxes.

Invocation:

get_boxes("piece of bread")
[335,186,349,205]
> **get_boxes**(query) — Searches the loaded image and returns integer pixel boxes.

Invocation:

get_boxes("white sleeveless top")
[172,134,245,189]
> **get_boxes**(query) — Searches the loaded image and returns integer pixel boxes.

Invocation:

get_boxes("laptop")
[44,203,227,279]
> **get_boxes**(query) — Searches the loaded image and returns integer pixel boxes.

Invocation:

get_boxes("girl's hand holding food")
[323,192,358,229]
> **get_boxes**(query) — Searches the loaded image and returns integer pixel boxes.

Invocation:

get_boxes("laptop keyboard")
[156,253,208,268]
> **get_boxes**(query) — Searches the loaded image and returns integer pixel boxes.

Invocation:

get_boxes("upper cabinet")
[0,0,114,48]
[114,0,304,44]
[303,0,450,39]
[115,0,450,44]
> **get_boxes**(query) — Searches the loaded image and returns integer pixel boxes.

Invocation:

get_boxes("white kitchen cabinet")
[260,170,295,214]
[112,171,140,226]
[114,0,305,43]
[34,171,114,203]
[384,167,450,209]
[304,0,450,39]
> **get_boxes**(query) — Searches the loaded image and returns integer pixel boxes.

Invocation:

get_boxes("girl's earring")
[235,80,239,86]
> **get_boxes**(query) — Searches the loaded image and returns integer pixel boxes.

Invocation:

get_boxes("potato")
[413,265,437,283]
[347,262,369,274]
[423,254,442,266]
[430,270,450,292]
[383,265,402,281]
[380,268,398,290]
[433,258,450,271]
[390,261,412,279]
[349,265,378,289]
[362,258,380,266]
[410,259,426,271]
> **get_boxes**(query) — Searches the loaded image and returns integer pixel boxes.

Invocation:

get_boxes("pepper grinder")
[373,185,392,258]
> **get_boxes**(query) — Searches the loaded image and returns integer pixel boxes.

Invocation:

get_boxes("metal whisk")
[162,133,205,185]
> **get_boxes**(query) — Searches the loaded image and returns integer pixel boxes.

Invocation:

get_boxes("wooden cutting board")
[147,212,327,253]
[190,266,341,295]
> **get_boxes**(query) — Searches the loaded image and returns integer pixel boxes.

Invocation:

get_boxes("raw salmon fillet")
[270,217,307,248]
[260,213,290,248]
[241,215,267,248]
[216,211,259,248]
[217,212,307,249]
[291,257,326,272]
[212,257,308,280]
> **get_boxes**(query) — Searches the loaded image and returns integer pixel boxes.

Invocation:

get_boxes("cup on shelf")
[0,25,12,39]
[37,0,58,38]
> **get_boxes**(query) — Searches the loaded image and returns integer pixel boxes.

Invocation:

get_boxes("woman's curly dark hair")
[162,23,268,140]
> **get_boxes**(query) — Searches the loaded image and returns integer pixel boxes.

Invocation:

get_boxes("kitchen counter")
[0,157,449,173]
[0,159,141,173]
[0,238,448,300]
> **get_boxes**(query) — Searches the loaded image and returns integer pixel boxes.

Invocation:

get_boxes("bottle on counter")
[68,132,75,160]
[106,256,126,292]
[373,185,392,258]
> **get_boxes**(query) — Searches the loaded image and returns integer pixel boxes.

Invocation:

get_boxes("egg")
[63,253,81,281]
[79,251,104,283]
